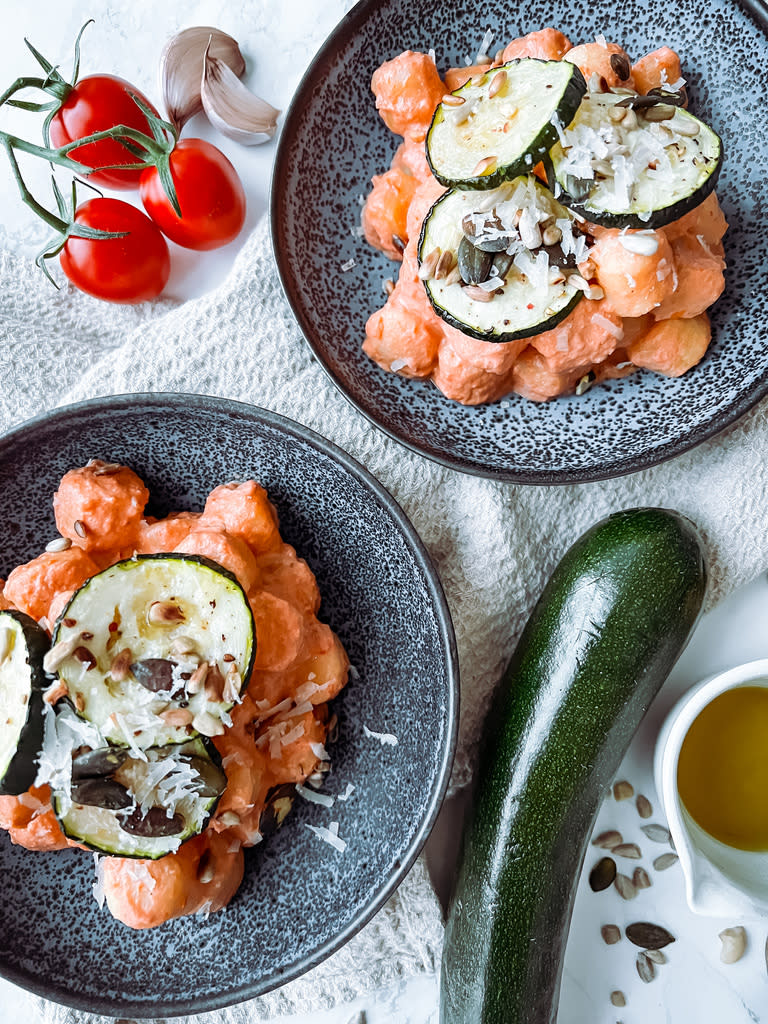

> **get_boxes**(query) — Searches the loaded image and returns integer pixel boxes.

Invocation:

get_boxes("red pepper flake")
[108,621,119,633]
[526,302,535,309]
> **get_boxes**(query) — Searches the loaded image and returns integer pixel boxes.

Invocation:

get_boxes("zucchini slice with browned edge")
[426,59,586,191]
[548,90,722,228]
[48,554,255,749]
[0,610,50,795]
[440,508,706,1024]
[418,175,585,343]
[54,736,227,858]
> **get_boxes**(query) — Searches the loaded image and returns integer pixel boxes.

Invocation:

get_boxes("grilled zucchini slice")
[0,610,50,795]
[54,736,226,858]
[49,554,255,749]
[418,175,584,343]
[426,59,586,191]
[548,90,722,228]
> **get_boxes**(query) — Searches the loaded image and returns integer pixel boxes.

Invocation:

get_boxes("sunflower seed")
[610,990,626,1007]
[633,867,652,890]
[636,794,653,819]
[442,93,465,107]
[626,922,676,949]
[646,949,667,964]
[613,779,633,800]
[609,52,631,81]
[607,104,628,123]
[636,951,655,983]
[601,924,621,945]
[614,843,642,859]
[593,830,623,850]
[614,873,637,900]
[43,635,82,673]
[653,852,679,871]
[590,856,617,891]
[673,116,700,137]
[418,247,441,281]
[147,600,185,625]
[383,278,395,296]
[73,520,86,539]
[391,234,405,254]
[719,926,747,964]
[643,103,677,122]
[641,823,671,844]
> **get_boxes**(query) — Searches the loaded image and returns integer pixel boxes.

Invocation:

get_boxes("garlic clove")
[201,44,280,146]
[160,27,246,133]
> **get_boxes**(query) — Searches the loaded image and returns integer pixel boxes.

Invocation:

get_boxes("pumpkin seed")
[646,949,667,964]
[589,856,617,892]
[613,780,634,801]
[593,829,623,850]
[641,823,670,843]
[632,867,652,890]
[625,922,676,950]
[614,873,637,900]
[72,747,129,780]
[614,842,642,859]
[610,990,626,1007]
[609,52,631,81]
[719,926,747,964]
[653,852,679,871]
[601,924,621,945]
[457,236,492,285]
[636,951,655,983]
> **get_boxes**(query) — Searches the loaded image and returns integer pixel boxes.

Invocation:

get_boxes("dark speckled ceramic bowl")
[272,0,768,483]
[0,395,458,1018]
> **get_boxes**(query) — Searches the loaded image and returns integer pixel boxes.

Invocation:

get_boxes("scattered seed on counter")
[641,823,672,844]
[614,873,637,900]
[601,924,622,945]
[610,990,626,1007]
[632,866,652,890]
[613,780,634,800]
[590,856,617,892]
[636,794,653,818]
[636,951,656,983]
[626,922,676,949]
[593,829,623,850]
[614,842,642,859]
[646,949,667,964]
[653,852,679,871]
[719,926,747,964]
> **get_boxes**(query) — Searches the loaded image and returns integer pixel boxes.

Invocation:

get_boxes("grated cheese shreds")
[340,258,356,272]
[363,724,398,746]
[310,740,331,761]
[305,822,347,853]
[295,783,335,808]
[280,722,306,747]
[92,853,107,909]
[475,29,494,62]
[337,783,355,802]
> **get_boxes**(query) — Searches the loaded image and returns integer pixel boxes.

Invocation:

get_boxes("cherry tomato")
[140,139,246,250]
[49,75,160,190]
[60,198,170,304]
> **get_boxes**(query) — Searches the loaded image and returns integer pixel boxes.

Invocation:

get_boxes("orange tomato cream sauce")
[0,460,349,929]
[362,30,727,404]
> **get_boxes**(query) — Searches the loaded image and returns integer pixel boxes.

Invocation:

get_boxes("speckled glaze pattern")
[0,395,458,1018]
[272,0,768,484]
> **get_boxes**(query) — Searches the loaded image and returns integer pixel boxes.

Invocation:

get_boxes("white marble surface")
[2,1,768,1021]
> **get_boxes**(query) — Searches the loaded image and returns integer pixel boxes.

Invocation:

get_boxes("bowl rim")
[0,392,460,1018]
[270,0,768,486]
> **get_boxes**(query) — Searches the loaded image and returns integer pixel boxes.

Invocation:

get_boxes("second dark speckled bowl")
[0,394,458,1018]
[272,0,768,483]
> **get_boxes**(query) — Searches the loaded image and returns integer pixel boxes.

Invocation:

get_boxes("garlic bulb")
[201,44,280,146]
[160,27,246,132]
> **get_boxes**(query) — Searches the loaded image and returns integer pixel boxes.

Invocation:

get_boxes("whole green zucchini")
[440,507,706,1024]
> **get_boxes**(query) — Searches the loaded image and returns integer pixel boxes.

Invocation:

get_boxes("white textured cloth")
[2,1,768,1018]
[2,213,768,1019]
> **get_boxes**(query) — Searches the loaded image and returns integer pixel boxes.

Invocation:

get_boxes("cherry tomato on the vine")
[49,75,160,190]
[140,139,247,250]
[60,198,170,303]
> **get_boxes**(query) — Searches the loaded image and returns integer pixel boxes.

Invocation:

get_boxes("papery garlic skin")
[160,27,246,132]
[201,47,280,146]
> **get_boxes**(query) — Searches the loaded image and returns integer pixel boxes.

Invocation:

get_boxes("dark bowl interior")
[0,395,458,1017]
[272,0,768,483]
